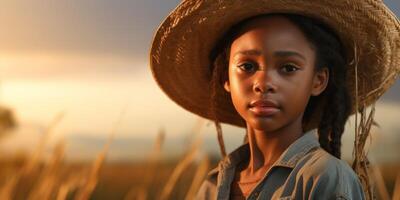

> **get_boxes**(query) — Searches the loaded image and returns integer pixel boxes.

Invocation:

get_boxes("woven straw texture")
[150,0,400,130]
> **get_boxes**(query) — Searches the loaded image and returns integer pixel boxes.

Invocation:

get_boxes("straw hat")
[149,0,399,130]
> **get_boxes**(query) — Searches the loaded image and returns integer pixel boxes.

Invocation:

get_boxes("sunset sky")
[0,0,399,162]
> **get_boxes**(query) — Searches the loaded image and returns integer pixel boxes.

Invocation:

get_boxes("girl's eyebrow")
[274,51,306,61]
[233,49,306,61]
[233,49,262,58]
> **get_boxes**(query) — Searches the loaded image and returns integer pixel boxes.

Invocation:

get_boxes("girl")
[149,0,399,199]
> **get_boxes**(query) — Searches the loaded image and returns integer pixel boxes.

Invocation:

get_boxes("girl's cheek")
[231,67,253,81]
[233,80,253,99]
[228,67,254,93]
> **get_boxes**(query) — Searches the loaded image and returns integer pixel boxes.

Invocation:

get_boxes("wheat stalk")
[57,180,75,200]
[0,174,20,200]
[351,44,376,200]
[124,128,166,200]
[352,104,376,200]
[56,172,87,200]
[0,112,64,200]
[184,155,209,200]
[23,112,65,175]
[74,105,128,200]
[74,151,105,200]
[56,184,71,200]
[124,119,204,200]
[27,141,65,200]
[159,118,206,200]
[371,164,390,200]
[160,141,200,200]
[143,129,165,188]
[124,187,147,200]
[392,173,400,200]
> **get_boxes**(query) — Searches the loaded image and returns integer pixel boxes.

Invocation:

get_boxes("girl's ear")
[311,68,329,96]
[224,80,231,93]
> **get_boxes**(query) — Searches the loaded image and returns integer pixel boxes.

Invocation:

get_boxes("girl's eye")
[281,63,300,73]
[238,62,257,72]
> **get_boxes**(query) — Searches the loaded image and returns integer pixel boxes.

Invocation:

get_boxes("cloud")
[0,0,397,59]
[0,52,148,80]
[0,0,181,57]
[0,0,397,58]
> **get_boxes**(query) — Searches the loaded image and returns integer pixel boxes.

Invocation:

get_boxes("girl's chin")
[246,118,282,132]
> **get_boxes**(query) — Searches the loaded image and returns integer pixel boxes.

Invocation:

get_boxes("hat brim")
[150,0,400,131]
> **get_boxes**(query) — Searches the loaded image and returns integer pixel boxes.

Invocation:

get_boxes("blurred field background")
[0,0,399,199]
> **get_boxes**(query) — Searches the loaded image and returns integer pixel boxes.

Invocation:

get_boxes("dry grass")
[352,104,376,200]
[160,138,202,200]
[24,112,65,175]
[0,115,212,200]
[371,164,390,200]
[160,118,207,200]
[75,106,129,200]
[0,174,20,199]
[27,141,65,200]
[185,156,209,200]
[0,108,398,200]
[393,173,400,200]
[124,129,165,200]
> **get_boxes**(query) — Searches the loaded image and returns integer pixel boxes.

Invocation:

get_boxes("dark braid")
[284,14,352,159]
[209,13,352,159]
[209,44,230,157]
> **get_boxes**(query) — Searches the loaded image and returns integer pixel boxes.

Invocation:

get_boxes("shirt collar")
[218,128,320,171]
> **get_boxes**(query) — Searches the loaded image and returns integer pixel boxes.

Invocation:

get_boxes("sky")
[0,0,182,58]
[0,0,399,162]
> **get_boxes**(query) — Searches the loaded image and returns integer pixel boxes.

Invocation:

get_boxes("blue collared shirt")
[196,129,365,200]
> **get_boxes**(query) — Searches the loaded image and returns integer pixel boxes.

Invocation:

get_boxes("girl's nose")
[253,70,277,94]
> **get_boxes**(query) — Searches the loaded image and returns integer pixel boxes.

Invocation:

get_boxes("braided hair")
[209,13,352,159]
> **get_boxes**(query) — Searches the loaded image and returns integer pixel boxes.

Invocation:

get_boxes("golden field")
[0,108,399,200]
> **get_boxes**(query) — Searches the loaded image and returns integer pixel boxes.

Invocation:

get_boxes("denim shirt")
[195,129,365,200]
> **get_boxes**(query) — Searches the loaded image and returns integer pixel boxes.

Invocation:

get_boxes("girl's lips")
[249,99,280,116]
[250,99,279,108]
[249,106,280,117]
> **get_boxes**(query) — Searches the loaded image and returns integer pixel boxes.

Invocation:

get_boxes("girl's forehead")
[232,15,301,39]
[229,16,313,55]
[237,16,307,39]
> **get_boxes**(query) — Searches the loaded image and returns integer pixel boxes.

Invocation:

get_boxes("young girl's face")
[224,16,328,132]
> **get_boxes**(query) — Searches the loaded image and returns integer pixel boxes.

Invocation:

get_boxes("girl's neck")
[245,119,303,174]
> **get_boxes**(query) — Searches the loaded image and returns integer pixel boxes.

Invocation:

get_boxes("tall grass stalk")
[27,141,65,200]
[0,174,20,200]
[56,184,70,200]
[371,164,390,200]
[75,105,128,200]
[351,45,378,200]
[74,151,105,200]
[23,112,65,175]
[392,173,400,200]
[56,173,87,200]
[160,141,200,200]
[124,129,165,200]
[185,155,209,200]
[352,90,376,199]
